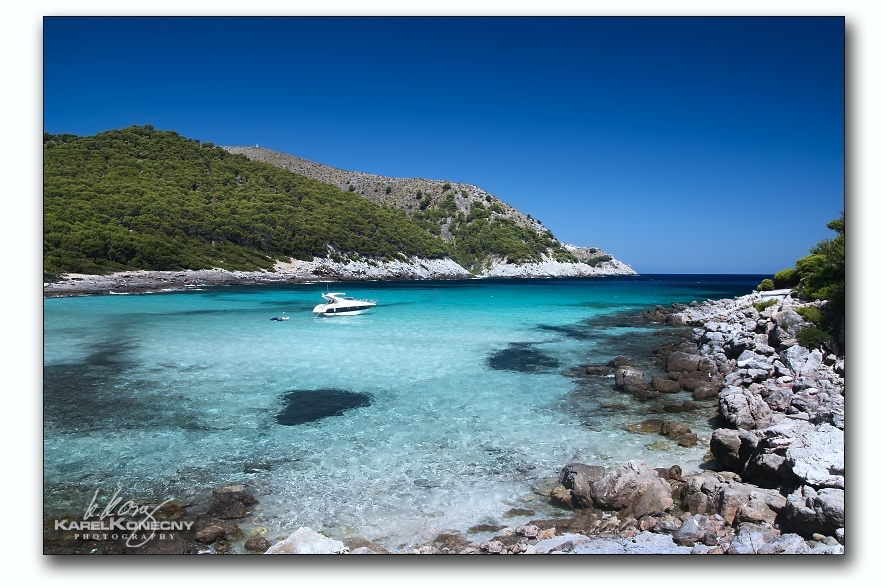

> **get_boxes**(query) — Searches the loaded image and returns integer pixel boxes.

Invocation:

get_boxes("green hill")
[225,146,579,272]
[43,126,449,275]
[44,125,582,276]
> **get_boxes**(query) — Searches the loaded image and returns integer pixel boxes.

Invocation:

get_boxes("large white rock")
[265,527,348,554]
[785,423,844,488]
[480,253,636,278]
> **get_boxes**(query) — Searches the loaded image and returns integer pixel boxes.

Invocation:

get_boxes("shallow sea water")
[43,275,762,551]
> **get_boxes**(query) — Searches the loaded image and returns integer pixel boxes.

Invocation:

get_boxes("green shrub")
[757,279,775,292]
[348,184,355,192]
[773,268,800,289]
[797,325,831,350]
[553,248,578,263]
[584,254,613,267]
[752,299,777,312]
[442,183,452,191]
[385,186,392,194]
[796,306,824,325]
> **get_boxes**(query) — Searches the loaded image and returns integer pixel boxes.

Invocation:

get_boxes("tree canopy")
[44,125,585,276]
[44,126,449,274]
[759,211,845,350]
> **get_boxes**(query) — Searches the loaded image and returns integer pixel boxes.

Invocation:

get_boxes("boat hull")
[312,305,373,316]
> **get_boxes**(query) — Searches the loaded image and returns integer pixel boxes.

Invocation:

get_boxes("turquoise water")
[44,275,761,551]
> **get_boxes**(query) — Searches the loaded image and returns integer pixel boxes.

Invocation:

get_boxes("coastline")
[43,284,844,554]
[42,255,637,298]
[267,287,843,554]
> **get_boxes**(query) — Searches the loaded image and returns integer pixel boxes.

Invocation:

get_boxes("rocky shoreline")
[43,288,844,555]
[43,255,637,297]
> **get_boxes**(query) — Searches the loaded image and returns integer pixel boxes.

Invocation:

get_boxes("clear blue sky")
[43,16,844,274]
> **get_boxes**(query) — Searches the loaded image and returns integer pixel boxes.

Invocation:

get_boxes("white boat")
[312,292,376,316]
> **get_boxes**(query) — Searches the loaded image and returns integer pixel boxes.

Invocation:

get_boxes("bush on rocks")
[797,325,831,350]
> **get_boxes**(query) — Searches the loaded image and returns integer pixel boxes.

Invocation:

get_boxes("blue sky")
[43,16,845,274]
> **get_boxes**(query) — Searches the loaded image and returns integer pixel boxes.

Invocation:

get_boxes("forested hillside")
[226,146,581,272]
[44,126,449,274]
[44,126,587,275]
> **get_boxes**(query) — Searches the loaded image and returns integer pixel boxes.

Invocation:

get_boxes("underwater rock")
[207,484,257,519]
[487,343,560,373]
[276,388,372,425]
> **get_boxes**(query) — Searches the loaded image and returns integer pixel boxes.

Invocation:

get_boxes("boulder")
[558,463,606,508]
[653,518,681,534]
[718,386,776,430]
[549,484,574,509]
[643,308,669,323]
[768,326,793,350]
[785,486,844,538]
[761,387,793,412]
[724,335,753,359]
[753,342,776,356]
[635,418,667,433]
[784,423,844,489]
[714,483,785,525]
[584,365,613,376]
[693,384,720,400]
[244,535,272,553]
[780,345,811,375]
[726,531,769,554]
[684,491,714,515]
[709,428,760,473]
[479,540,505,554]
[742,451,795,487]
[661,420,692,439]
[615,368,655,398]
[193,515,243,542]
[677,433,699,447]
[195,524,227,544]
[678,371,721,392]
[207,484,258,519]
[755,533,812,554]
[698,357,719,373]
[665,314,686,326]
[741,419,813,485]
[591,461,674,518]
[652,377,682,394]
[666,352,701,373]
[671,514,725,547]
[798,349,823,376]
[777,309,806,337]
[655,465,683,481]
[671,514,708,546]
[265,527,348,554]
[607,356,633,368]
[515,524,539,538]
